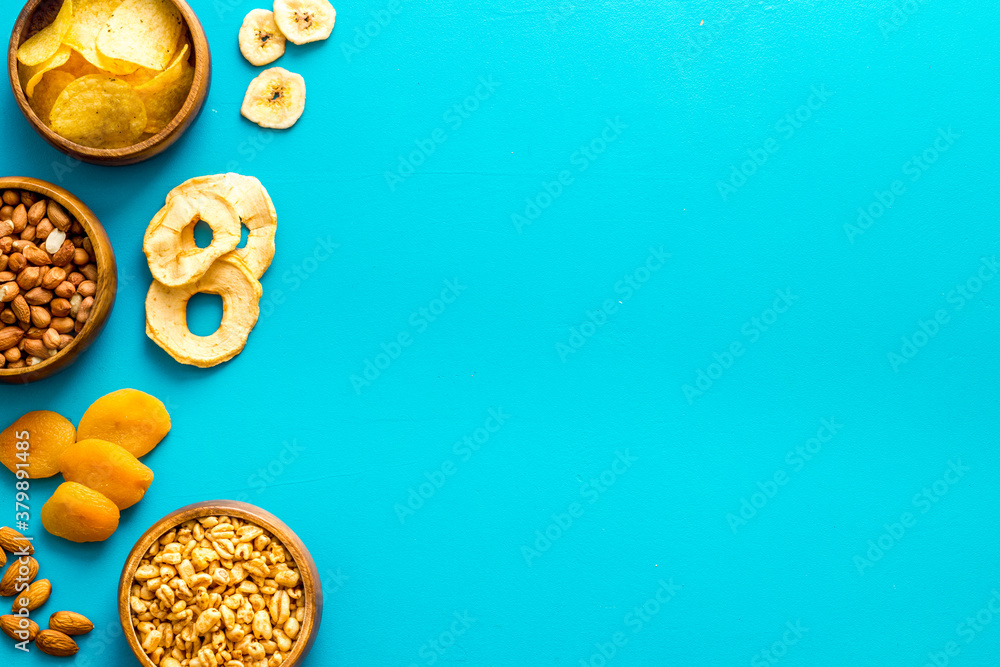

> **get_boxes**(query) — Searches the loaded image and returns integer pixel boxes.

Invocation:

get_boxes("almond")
[35,629,78,656]
[0,527,33,555]
[0,549,5,568]
[48,610,93,636]
[0,614,38,641]
[0,556,38,596]
[12,578,50,612]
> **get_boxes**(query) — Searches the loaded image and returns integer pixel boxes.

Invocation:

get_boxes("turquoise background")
[2,0,1000,664]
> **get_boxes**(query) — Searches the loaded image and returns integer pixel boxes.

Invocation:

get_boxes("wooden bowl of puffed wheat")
[118,501,322,667]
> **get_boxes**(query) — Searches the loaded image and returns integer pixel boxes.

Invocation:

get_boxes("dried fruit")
[239,9,287,66]
[146,256,262,367]
[12,578,51,613]
[143,190,241,287]
[0,527,34,555]
[41,482,120,542]
[48,610,93,635]
[0,411,76,478]
[241,67,306,129]
[0,556,38,596]
[273,0,336,45]
[0,614,38,641]
[59,438,154,509]
[76,389,171,458]
[35,628,78,656]
[169,174,278,279]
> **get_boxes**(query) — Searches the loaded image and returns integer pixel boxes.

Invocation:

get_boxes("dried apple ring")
[169,173,277,279]
[143,191,241,287]
[145,256,263,368]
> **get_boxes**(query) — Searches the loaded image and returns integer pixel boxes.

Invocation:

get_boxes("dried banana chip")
[239,9,286,66]
[240,67,306,130]
[273,0,336,45]
[143,191,241,287]
[169,174,277,279]
[145,256,263,368]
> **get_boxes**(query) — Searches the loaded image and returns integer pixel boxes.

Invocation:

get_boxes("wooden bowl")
[7,0,211,166]
[119,501,323,667]
[0,176,117,384]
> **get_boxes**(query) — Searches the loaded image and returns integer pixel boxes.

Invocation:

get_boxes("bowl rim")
[6,0,210,161]
[118,500,323,667]
[0,175,117,379]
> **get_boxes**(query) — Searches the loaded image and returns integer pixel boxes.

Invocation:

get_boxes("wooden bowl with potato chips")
[7,0,210,166]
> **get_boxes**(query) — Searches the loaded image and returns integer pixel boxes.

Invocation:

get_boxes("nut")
[0,326,23,351]
[0,614,38,641]
[24,287,52,305]
[10,295,29,324]
[47,201,71,232]
[35,629,78,656]
[12,578,51,613]
[0,556,38,596]
[0,527,33,555]
[0,282,17,302]
[41,266,65,289]
[48,610,94,636]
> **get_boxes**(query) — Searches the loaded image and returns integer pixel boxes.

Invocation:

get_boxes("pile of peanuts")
[129,515,306,667]
[0,188,99,368]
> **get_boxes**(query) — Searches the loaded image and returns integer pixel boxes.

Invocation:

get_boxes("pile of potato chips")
[17,0,195,149]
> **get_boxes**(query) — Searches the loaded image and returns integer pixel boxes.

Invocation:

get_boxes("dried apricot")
[76,389,170,458]
[59,439,154,510]
[0,411,76,478]
[41,482,119,543]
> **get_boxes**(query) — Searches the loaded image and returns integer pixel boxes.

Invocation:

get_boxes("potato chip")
[19,45,71,98]
[50,75,147,149]
[135,44,193,133]
[97,0,183,71]
[57,49,104,78]
[28,71,76,125]
[63,0,123,69]
[17,0,74,67]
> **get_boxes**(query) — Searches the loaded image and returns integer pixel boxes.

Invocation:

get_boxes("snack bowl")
[118,501,323,667]
[7,0,212,166]
[0,176,117,384]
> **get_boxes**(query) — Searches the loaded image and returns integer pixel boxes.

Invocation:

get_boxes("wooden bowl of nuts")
[0,177,117,383]
[118,501,323,667]
[7,0,211,166]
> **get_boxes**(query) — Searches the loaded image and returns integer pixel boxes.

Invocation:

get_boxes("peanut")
[0,191,99,366]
